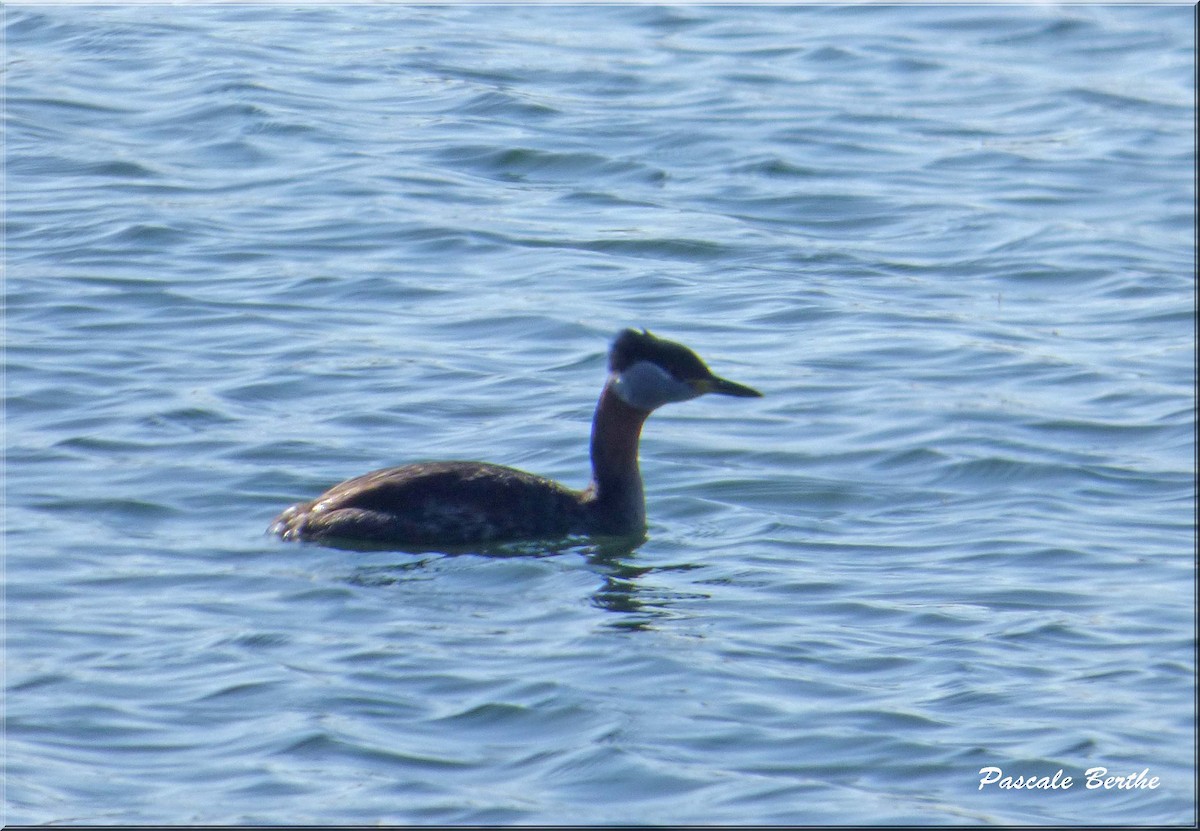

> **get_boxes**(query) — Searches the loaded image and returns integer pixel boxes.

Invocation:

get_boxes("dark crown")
[609,328,712,381]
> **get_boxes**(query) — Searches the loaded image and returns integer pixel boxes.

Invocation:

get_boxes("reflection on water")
[338,536,709,632]
[586,547,708,629]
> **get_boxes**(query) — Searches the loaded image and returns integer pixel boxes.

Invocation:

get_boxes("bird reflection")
[341,537,705,632]
[585,541,708,629]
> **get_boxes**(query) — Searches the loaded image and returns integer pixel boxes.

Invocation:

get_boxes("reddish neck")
[587,379,651,532]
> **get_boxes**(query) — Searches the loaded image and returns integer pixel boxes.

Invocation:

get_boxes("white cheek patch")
[612,360,700,410]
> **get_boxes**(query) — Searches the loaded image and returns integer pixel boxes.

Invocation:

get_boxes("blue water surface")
[5,4,1195,825]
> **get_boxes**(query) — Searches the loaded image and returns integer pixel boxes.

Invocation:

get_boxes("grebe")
[269,328,761,548]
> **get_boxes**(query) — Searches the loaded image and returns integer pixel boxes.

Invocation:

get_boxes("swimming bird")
[269,328,761,548]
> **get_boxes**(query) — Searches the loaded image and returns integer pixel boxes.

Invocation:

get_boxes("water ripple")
[6,3,1193,827]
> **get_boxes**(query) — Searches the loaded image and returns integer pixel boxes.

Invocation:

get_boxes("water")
[5,4,1194,825]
